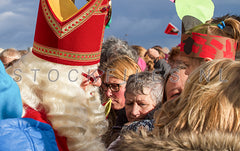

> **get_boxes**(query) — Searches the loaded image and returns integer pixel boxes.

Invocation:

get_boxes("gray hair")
[125,71,164,104]
[100,37,138,68]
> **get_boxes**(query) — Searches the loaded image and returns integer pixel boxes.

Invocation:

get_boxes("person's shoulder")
[0,118,59,151]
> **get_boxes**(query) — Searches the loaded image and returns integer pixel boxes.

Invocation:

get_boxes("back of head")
[208,14,240,24]
[0,48,21,68]
[144,55,155,71]
[100,37,138,69]
[161,59,240,134]
[188,18,240,41]
[181,17,240,60]
[131,45,147,58]
[0,48,21,59]
[209,14,240,54]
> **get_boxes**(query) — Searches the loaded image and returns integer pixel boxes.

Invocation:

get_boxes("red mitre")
[180,32,237,60]
[32,0,111,66]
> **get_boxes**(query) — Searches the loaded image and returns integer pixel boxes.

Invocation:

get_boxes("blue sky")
[0,0,240,50]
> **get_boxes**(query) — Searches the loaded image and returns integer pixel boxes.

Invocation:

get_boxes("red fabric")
[199,45,216,59]
[224,39,234,59]
[193,34,207,45]
[180,32,237,60]
[33,0,111,66]
[210,39,224,50]
[192,45,199,53]
[23,105,69,151]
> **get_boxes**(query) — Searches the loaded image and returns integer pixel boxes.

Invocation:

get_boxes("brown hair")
[168,46,180,63]
[187,18,240,41]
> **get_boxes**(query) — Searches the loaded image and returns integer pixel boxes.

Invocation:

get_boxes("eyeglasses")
[101,82,125,92]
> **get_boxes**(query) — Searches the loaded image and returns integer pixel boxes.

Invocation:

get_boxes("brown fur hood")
[112,130,240,151]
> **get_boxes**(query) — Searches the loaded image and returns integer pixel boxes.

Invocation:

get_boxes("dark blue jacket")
[0,118,59,151]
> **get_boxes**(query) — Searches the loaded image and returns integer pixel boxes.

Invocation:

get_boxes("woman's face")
[103,77,126,110]
[125,89,156,122]
[165,69,188,101]
[180,56,201,75]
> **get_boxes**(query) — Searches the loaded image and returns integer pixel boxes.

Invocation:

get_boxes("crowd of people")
[1,0,240,150]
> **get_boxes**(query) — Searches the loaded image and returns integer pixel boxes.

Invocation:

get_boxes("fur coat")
[112,130,240,151]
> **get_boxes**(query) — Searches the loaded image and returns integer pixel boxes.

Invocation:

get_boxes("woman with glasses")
[101,55,141,148]
[107,71,164,150]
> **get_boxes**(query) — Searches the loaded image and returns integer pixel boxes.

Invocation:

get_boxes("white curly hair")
[7,52,108,151]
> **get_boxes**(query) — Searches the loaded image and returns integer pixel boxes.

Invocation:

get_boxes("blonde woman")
[154,58,240,135]
[101,55,141,147]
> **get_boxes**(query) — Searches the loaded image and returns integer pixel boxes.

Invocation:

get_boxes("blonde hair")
[7,53,107,151]
[101,55,140,147]
[154,59,240,135]
[144,54,155,71]
[131,45,147,59]
[102,55,141,82]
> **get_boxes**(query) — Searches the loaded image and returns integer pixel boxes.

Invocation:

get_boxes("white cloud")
[0,11,18,21]
[0,11,27,30]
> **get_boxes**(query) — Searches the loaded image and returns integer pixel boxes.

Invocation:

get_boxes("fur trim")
[113,130,240,151]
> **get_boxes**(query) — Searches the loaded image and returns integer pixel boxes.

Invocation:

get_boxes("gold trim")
[42,0,107,39]
[33,42,101,62]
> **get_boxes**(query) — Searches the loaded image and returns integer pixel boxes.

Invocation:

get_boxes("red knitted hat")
[32,0,111,66]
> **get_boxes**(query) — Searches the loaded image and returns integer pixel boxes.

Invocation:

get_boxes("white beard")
[7,53,108,151]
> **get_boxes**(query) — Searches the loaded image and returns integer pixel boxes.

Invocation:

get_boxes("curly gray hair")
[100,37,138,69]
[125,71,164,104]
